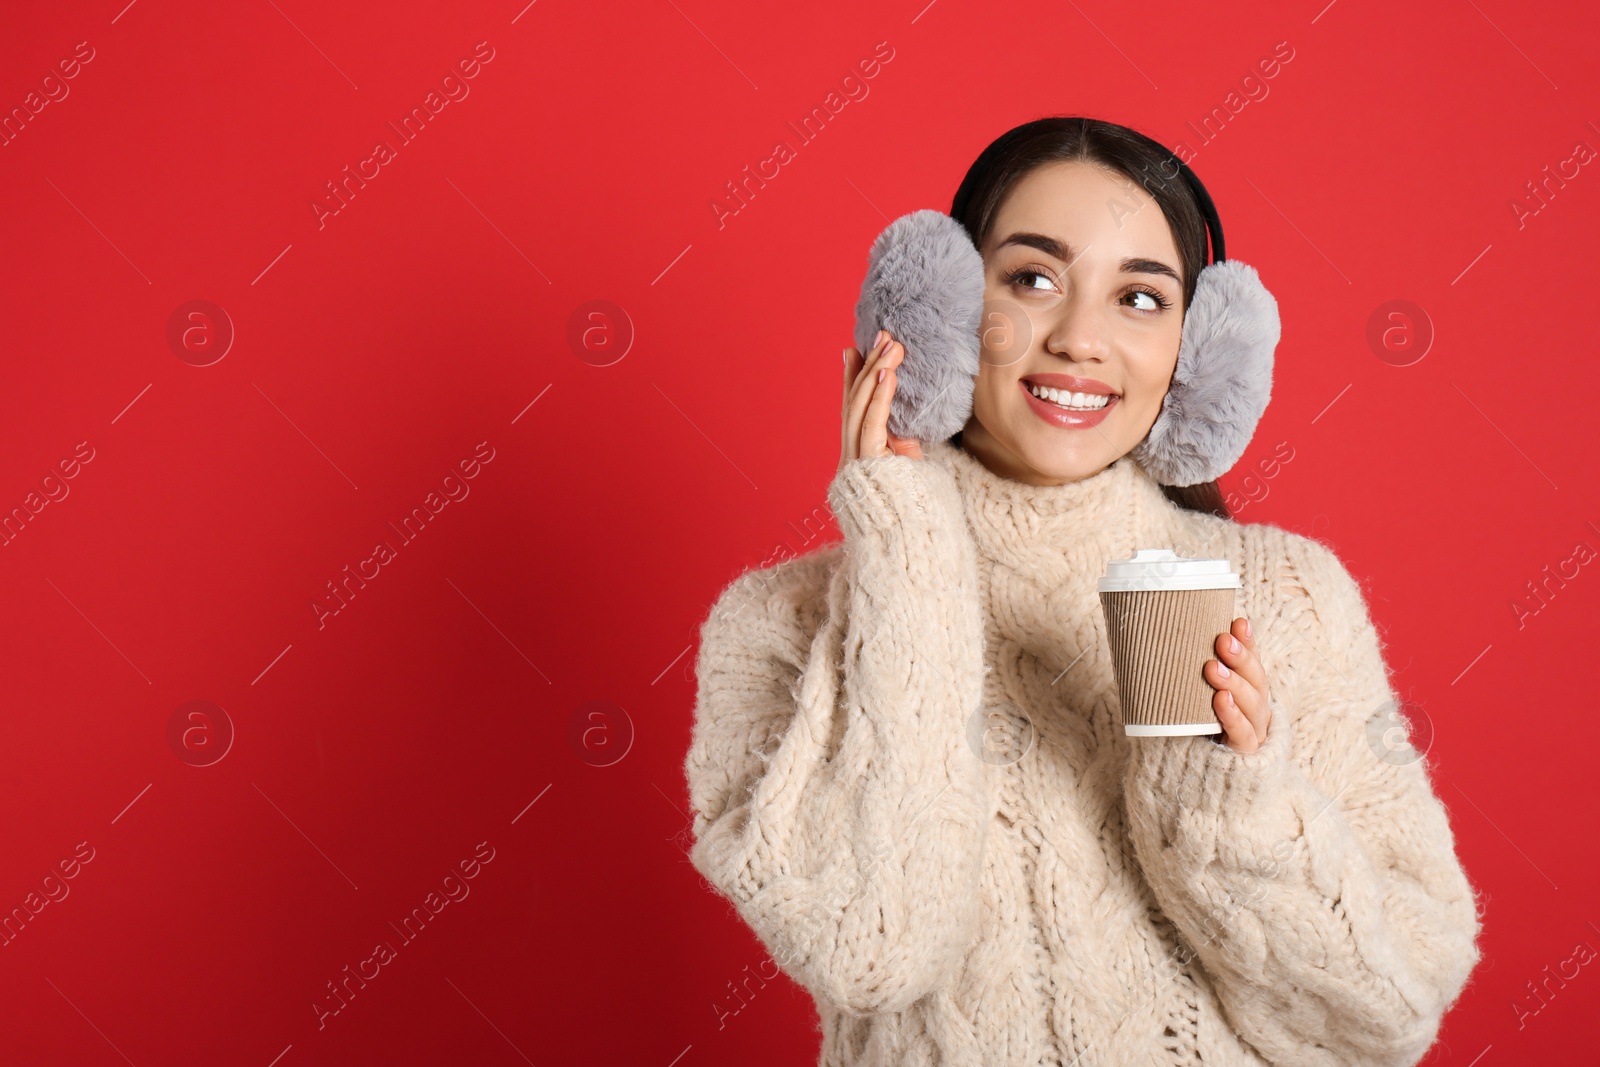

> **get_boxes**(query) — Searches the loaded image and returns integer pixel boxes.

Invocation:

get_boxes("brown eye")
[1124,286,1173,312]
[1004,266,1056,292]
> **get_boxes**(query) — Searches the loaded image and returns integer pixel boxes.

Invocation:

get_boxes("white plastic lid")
[1096,547,1241,592]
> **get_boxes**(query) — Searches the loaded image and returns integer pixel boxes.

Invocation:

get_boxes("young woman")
[684,117,1482,1066]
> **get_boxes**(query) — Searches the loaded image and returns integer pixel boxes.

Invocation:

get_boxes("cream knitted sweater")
[684,438,1482,1067]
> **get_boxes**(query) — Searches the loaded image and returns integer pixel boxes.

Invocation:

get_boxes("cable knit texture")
[684,438,1483,1067]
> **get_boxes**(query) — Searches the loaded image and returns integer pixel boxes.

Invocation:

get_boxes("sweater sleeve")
[1120,532,1484,1067]
[683,454,991,1017]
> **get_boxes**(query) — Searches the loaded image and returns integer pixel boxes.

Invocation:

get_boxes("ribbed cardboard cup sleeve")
[1099,588,1235,736]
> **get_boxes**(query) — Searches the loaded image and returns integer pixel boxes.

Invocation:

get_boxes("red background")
[1,1,1595,1064]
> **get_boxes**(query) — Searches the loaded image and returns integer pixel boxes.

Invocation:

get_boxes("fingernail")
[1217,660,1230,677]
[1230,636,1241,654]
[1244,618,1252,639]
[874,329,885,349]
[878,367,886,383]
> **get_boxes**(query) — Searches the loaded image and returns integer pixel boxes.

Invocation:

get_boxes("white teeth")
[1028,383,1111,410]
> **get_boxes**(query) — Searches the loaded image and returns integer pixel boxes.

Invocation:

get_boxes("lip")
[1018,377,1119,429]
[1020,373,1119,395]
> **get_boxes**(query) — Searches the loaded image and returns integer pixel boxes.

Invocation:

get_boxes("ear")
[1128,260,1279,487]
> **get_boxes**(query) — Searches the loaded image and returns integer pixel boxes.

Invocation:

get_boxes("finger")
[860,350,900,457]
[844,334,896,456]
[1214,688,1259,754]
[1217,622,1269,701]
[877,355,921,458]
[1227,675,1267,741]
[842,347,863,436]
[1206,657,1264,736]
[840,348,855,465]
[852,329,895,395]
[1234,687,1268,746]
[841,347,856,421]
[849,338,903,451]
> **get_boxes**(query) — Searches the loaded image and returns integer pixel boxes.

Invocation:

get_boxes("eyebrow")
[994,231,1181,285]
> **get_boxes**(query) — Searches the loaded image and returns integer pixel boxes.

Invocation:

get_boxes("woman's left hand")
[1206,616,1274,754]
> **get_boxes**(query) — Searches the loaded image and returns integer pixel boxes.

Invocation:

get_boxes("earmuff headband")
[1156,148,1225,266]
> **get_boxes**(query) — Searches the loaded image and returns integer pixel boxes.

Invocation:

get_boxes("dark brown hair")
[946,115,1230,520]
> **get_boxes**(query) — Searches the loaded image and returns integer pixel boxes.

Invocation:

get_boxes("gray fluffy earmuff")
[1129,259,1279,487]
[851,209,1280,486]
[852,210,984,443]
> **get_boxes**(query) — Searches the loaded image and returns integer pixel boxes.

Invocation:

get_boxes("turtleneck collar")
[922,435,1182,589]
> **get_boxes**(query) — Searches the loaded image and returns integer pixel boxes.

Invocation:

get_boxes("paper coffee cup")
[1097,548,1240,737]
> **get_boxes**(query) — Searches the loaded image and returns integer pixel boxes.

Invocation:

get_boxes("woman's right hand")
[840,329,923,473]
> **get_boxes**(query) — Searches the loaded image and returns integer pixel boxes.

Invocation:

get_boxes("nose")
[1042,293,1111,364]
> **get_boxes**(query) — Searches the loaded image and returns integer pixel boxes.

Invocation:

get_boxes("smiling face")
[961,160,1186,486]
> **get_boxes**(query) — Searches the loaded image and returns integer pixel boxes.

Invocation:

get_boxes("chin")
[1011,426,1118,481]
